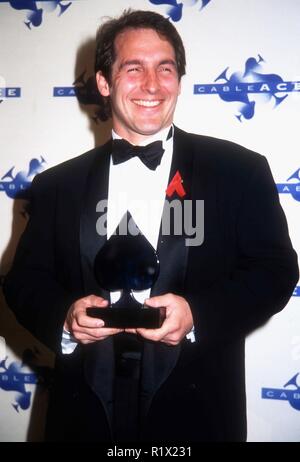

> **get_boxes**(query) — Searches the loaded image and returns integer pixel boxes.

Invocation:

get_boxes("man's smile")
[132,99,162,108]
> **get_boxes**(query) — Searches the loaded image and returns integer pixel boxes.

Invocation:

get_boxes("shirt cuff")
[186,326,196,343]
[61,328,78,354]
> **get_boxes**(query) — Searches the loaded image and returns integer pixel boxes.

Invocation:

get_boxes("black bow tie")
[111,139,165,171]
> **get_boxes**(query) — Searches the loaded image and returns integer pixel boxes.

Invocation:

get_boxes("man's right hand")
[64,295,123,344]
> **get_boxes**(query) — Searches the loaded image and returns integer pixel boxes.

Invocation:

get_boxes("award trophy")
[86,213,166,328]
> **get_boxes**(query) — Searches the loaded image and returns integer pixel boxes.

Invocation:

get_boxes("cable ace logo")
[147,0,213,22]
[0,156,46,199]
[194,55,300,121]
[2,1,72,29]
[262,373,300,411]
[277,168,300,202]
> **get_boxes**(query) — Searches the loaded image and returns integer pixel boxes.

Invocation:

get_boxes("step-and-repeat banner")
[0,0,299,442]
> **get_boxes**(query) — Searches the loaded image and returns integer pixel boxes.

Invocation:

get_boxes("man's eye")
[160,66,172,73]
[128,67,141,73]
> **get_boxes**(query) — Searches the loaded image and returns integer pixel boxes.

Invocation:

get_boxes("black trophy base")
[86,305,166,329]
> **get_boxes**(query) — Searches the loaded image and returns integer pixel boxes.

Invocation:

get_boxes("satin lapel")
[80,140,111,298]
[79,140,115,432]
[141,127,196,418]
[152,125,194,296]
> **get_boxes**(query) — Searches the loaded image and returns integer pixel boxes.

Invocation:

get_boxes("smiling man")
[4,10,298,443]
[96,27,181,143]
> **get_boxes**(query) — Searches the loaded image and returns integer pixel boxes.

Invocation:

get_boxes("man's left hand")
[125,293,193,346]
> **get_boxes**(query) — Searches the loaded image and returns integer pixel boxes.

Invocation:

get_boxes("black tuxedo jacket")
[4,127,298,442]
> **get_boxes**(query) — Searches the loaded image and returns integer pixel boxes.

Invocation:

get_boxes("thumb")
[144,295,166,308]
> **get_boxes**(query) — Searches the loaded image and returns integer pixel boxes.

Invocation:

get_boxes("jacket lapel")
[79,140,115,432]
[152,125,194,296]
[79,140,111,297]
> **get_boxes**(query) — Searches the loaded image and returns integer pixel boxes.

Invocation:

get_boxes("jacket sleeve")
[3,172,77,353]
[186,155,299,346]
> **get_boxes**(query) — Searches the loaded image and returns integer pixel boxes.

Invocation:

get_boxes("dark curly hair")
[94,9,186,121]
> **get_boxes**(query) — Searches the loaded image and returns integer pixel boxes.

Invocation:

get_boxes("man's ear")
[96,71,110,97]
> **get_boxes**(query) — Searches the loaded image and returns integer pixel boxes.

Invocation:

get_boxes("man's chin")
[134,123,168,137]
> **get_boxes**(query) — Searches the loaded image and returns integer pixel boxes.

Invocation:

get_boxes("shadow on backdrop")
[74,36,112,148]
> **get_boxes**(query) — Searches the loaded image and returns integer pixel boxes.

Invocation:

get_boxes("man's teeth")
[133,100,160,107]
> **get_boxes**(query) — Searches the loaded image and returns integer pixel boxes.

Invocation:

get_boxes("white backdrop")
[0,0,299,442]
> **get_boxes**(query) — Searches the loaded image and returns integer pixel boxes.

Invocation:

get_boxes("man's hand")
[126,293,194,346]
[64,295,123,344]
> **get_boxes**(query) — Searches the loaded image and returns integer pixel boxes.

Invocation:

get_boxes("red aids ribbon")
[166,170,186,198]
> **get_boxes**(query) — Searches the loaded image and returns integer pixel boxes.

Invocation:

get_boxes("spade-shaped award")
[86,212,166,328]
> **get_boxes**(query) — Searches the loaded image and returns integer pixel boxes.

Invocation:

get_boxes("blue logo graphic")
[0,156,46,199]
[277,168,300,202]
[148,0,213,22]
[0,348,52,412]
[0,87,21,104]
[262,373,300,411]
[194,55,300,121]
[1,1,72,29]
[293,286,300,297]
[53,70,102,122]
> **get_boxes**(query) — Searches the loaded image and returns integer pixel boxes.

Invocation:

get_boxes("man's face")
[96,28,181,144]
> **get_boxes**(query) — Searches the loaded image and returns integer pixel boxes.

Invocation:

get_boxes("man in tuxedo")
[3,10,299,442]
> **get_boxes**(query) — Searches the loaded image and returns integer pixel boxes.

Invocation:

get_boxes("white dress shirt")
[108,125,173,304]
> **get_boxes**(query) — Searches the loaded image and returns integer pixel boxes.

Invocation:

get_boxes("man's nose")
[142,69,160,93]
